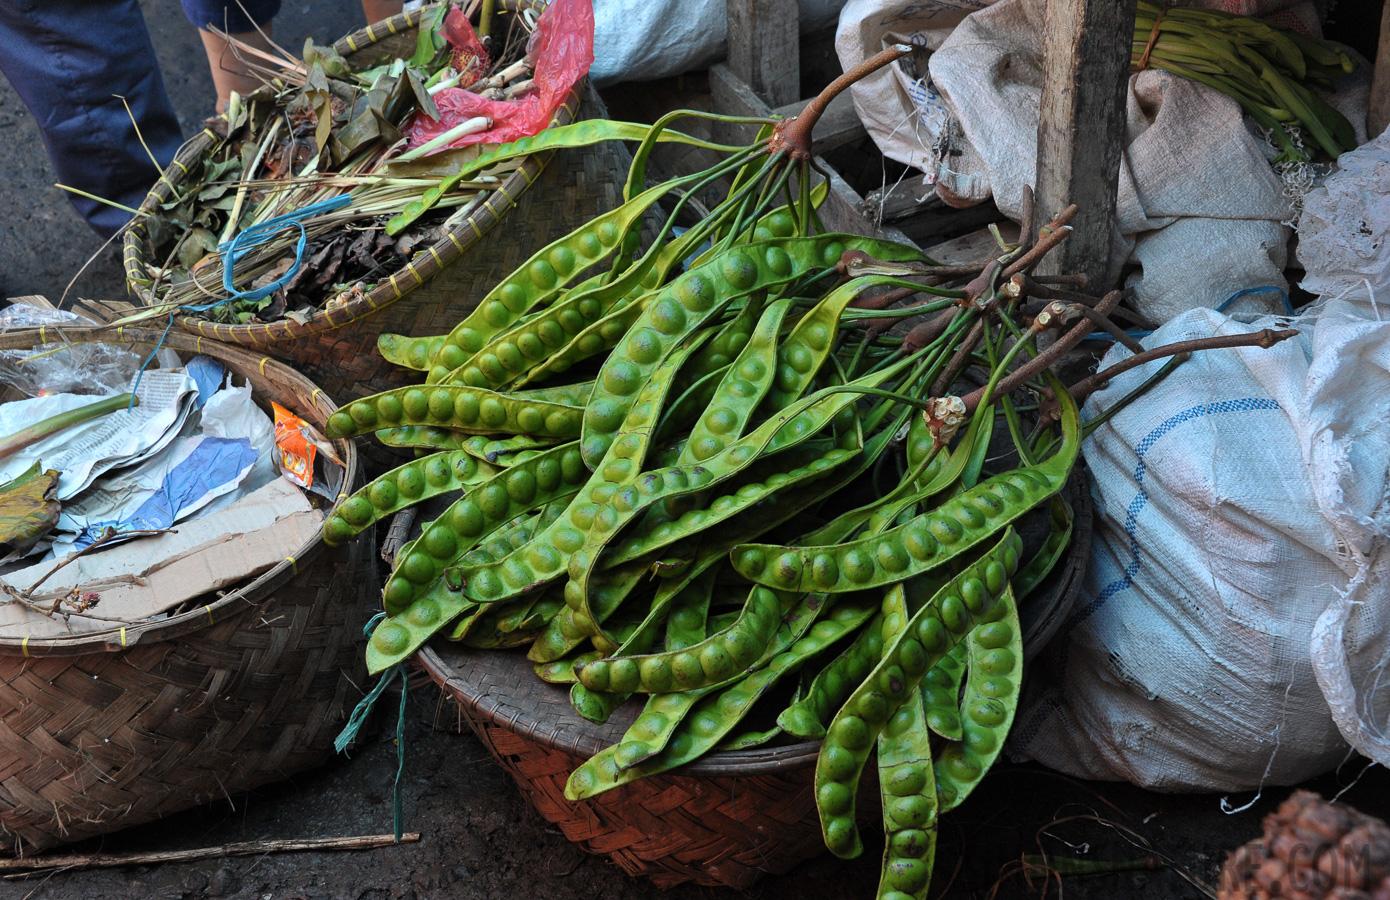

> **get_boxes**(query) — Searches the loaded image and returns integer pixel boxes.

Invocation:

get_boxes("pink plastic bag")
[405,0,594,152]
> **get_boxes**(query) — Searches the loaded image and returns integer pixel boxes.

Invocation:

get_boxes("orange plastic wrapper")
[404,0,594,151]
[272,402,345,502]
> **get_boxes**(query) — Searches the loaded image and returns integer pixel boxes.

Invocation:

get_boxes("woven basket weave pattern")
[0,326,374,853]
[423,644,837,889]
[468,709,832,889]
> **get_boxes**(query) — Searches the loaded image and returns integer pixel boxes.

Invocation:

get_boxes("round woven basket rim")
[416,643,828,774]
[0,323,358,657]
[121,0,576,347]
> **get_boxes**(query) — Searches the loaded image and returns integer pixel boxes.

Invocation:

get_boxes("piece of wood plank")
[899,202,1007,247]
[709,64,867,156]
[922,223,1021,266]
[1032,0,1137,288]
[727,0,800,108]
[863,175,947,224]
[813,160,913,244]
[709,61,773,149]
[1371,0,1390,138]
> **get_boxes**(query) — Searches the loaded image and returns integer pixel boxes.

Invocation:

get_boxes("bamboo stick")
[0,833,421,877]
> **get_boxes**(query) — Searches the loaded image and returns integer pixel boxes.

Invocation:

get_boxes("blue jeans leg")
[0,0,184,237]
[180,0,281,32]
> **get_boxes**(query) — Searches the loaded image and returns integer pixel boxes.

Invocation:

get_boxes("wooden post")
[1371,0,1390,139]
[726,0,800,108]
[1033,0,1137,289]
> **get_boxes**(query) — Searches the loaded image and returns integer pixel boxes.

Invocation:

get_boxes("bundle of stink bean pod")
[318,47,1297,900]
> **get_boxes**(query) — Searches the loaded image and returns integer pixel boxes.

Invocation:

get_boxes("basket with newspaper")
[0,302,372,853]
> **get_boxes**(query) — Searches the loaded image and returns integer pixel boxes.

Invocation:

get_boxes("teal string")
[183,194,353,313]
[333,661,400,753]
[334,613,409,843]
[393,666,408,843]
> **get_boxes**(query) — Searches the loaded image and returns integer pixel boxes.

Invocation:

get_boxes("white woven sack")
[1294,131,1390,769]
[833,0,996,174]
[592,0,848,85]
[836,0,1325,322]
[1296,128,1390,308]
[1011,302,1390,791]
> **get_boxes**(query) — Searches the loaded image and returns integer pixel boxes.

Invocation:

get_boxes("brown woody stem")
[1000,205,1078,282]
[777,44,912,158]
[931,318,986,396]
[0,833,421,874]
[1068,329,1299,402]
[903,308,959,354]
[960,288,1125,413]
[1066,304,1145,353]
[1012,274,1105,307]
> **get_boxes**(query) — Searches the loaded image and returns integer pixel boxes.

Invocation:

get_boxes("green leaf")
[409,5,447,68]
[177,237,207,271]
[406,68,440,121]
[189,226,220,253]
[203,156,243,182]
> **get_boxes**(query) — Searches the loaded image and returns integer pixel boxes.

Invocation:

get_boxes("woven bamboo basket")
[122,3,629,407]
[0,323,373,854]
[417,471,1093,889]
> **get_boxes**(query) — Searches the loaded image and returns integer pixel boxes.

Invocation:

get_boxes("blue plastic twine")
[1215,285,1294,316]
[181,194,353,313]
[1087,285,1295,344]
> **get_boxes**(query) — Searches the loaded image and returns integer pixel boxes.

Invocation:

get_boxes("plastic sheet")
[0,306,141,397]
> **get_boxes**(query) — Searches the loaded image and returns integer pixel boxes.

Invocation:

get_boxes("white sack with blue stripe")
[1011,299,1390,791]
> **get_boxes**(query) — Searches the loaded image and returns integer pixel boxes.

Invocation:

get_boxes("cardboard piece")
[0,478,321,638]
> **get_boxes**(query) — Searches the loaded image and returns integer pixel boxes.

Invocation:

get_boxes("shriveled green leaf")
[406,68,440,121]
[0,463,60,556]
[382,144,486,179]
[189,226,219,253]
[203,156,243,181]
[335,107,388,156]
[314,94,334,156]
[302,39,352,78]
[177,238,207,271]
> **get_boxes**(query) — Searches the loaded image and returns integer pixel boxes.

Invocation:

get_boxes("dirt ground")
[0,686,1384,900]
[2,2,1389,899]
